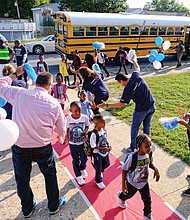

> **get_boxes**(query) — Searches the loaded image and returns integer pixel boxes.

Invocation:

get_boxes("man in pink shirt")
[0,68,67,218]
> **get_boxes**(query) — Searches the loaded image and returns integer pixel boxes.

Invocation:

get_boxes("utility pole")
[14,1,20,22]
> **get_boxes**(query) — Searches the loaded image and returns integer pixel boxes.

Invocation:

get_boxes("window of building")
[158,27,166,35]
[58,24,63,35]
[141,27,149,35]
[120,27,129,36]
[98,27,108,36]
[131,26,139,35]
[109,26,119,36]
[86,26,96,36]
[150,27,158,35]
[73,26,84,36]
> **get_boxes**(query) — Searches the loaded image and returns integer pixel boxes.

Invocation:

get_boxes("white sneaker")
[76,176,85,185]
[81,169,88,178]
[143,214,154,220]
[117,191,126,209]
[96,182,105,189]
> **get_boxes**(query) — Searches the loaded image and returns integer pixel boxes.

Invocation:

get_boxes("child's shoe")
[117,191,126,209]
[96,182,105,189]
[143,213,154,220]
[182,188,190,197]
[76,176,85,185]
[81,169,88,178]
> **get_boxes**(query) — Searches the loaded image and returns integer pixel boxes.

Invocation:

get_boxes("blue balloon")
[0,97,7,107]
[92,41,105,50]
[148,54,156,63]
[155,36,163,47]
[160,117,180,130]
[150,49,158,57]
[156,53,165,62]
[23,63,37,82]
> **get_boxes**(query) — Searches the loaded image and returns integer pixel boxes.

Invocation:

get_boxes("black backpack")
[124,151,152,173]
[84,129,99,157]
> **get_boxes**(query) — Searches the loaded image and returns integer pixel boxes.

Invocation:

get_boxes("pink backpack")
[53,84,69,102]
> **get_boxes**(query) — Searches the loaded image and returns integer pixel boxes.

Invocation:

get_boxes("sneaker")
[49,196,67,215]
[96,182,105,189]
[23,198,37,218]
[143,213,154,220]
[186,175,190,181]
[123,147,133,153]
[117,191,126,209]
[81,169,88,178]
[76,176,85,185]
[182,188,190,197]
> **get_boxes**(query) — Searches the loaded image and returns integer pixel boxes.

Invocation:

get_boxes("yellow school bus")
[54,11,190,59]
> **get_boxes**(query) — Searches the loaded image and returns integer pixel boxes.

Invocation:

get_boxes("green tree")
[0,0,50,19]
[143,0,190,13]
[59,0,128,13]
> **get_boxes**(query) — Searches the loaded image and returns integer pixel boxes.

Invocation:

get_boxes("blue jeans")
[130,104,155,151]
[69,143,87,177]
[12,144,59,216]
[93,153,110,183]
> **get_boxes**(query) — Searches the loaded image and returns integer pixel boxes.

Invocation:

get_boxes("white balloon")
[153,60,162,70]
[0,108,7,120]
[0,119,19,151]
[163,41,171,51]
[128,50,137,63]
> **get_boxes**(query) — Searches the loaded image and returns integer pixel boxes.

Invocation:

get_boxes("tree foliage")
[143,0,190,13]
[0,0,50,19]
[59,0,128,13]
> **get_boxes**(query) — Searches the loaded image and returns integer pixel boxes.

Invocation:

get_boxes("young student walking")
[59,54,70,85]
[117,134,160,220]
[36,54,48,74]
[90,114,111,189]
[78,89,96,122]
[65,101,91,186]
[51,73,76,110]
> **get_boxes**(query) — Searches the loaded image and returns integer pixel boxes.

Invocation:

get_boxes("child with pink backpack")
[51,73,76,110]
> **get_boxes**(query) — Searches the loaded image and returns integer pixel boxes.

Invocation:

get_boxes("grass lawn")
[106,72,190,164]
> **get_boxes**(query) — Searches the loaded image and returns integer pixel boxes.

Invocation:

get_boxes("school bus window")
[98,27,108,36]
[175,27,184,35]
[58,24,63,35]
[58,39,63,47]
[167,27,174,35]
[110,26,119,36]
[54,23,57,31]
[131,26,139,35]
[158,27,166,35]
[150,27,158,35]
[141,27,149,35]
[73,26,84,36]
[120,27,129,36]
[63,25,67,36]
[86,26,96,36]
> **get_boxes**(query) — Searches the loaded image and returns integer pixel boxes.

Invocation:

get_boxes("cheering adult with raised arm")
[0,67,67,217]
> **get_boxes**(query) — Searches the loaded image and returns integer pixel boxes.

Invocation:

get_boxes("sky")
[127,0,190,10]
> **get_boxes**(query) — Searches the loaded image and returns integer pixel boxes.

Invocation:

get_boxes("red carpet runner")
[52,134,182,220]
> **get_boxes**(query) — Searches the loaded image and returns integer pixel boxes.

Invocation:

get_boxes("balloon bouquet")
[148,37,171,70]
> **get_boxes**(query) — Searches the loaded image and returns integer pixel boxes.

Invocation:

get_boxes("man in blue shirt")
[97,56,155,152]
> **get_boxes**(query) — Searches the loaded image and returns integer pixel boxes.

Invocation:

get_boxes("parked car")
[24,35,55,54]
[0,34,8,45]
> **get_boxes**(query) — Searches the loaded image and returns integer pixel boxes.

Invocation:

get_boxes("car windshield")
[42,36,53,41]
